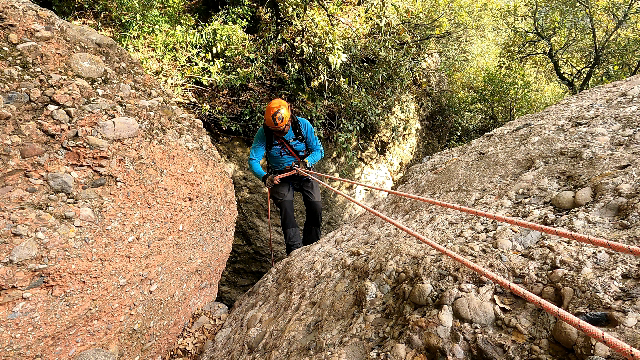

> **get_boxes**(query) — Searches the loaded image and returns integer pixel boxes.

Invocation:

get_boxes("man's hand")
[262,174,278,188]
[292,160,309,170]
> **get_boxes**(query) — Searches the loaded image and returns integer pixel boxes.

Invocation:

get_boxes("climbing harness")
[266,168,640,359]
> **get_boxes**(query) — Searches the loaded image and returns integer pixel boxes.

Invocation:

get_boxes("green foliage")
[41,0,632,157]
[501,0,640,94]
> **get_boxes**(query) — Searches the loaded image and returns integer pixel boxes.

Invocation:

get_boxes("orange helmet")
[264,99,290,131]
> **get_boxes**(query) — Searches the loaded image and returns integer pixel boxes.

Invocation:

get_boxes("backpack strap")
[264,116,309,158]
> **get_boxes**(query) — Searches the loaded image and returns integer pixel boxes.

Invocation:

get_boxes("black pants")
[270,175,322,255]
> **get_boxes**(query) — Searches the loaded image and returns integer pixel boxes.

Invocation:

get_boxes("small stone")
[552,320,578,349]
[453,295,495,325]
[438,305,453,327]
[89,177,107,188]
[17,42,39,51]
[451,343,464,358]
[64,211,76,219]
[52,109,70,122]
[530,283,544,295]
[0,110,12,120]
[541,286,557,302]
[118,84,131,97]
[20,143,45,158]
[623,315,638,327]
[391,343,406,360]
[495,238,512,250]
[574,187,593,206]
[47,172,74,194]
[65,108,78,118]
[10,239,39,263]
[75,348,117,360]
[552,191,575,210]
[616,184,634,196]
[26,187,38,193]
[29,88,42,102]
[561,287,574,308]
[22,292,32,299]
[409,283,433,306]
[69,53,105,78]
[549,269,568,283]
[514,230,541,249]
[593,342,610,358]
[11,224,29,236]
[98,117,139,140]
[8,33,19,44]
[246,328,266,351]
[78,207,96,222]
[86,136,109,149]
[34,30,53,41]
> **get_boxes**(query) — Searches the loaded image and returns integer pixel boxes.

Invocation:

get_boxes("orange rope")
[302,169,640,257]
[297,168,640,359]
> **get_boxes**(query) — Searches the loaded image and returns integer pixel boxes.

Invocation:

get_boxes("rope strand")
[297,168,640,359]
[302,169,640,257]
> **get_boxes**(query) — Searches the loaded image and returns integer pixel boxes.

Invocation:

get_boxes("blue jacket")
[248,117,324,179]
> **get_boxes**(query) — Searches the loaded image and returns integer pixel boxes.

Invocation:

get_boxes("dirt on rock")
[0,1,237,359]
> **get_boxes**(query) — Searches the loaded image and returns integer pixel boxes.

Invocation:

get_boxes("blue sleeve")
[299,118,324,166]
[248,127,267,180]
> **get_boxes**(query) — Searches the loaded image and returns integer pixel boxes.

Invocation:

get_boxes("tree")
[504,0,640,94]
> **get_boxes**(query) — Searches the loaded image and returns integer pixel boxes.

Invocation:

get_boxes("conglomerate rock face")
[0,1,237,358]
[205,76,640,359]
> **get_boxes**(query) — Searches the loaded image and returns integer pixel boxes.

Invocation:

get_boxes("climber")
[248,98,325,255]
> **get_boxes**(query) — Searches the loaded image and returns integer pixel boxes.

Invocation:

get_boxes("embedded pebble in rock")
[8,33,19,44]
[552,320,578,349]
[74,348,117,360]
[0,109,12,120]
[438,305,453,327]
[51,109,70,122]
[68,53,105,78]
[616,183,634,197]
[561,287,574,309]
[495,238,513,250]
[9,239,39,263]
[89,177,107,188]
[11,224,28,236]
[34,30,53,41]
[409,283,433,305]
[20,143,45,158]
[549,269,568,283]
[541,286,557,303]
[452,295,495,325]
[86,136,109,149]
[78,207,96,222]
[98,117,139,140]
[47,172,74,194]
[391,343,406,360]
[574,187,593,207]
[552,191,576,210]
[514,229,542,248]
